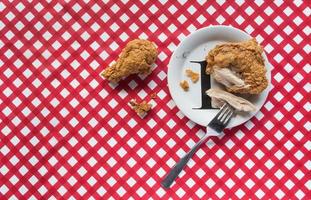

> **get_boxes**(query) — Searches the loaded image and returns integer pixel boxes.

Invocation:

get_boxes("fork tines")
[208,103,234,132]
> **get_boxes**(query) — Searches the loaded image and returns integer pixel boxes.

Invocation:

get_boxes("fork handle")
[161,133,210,188]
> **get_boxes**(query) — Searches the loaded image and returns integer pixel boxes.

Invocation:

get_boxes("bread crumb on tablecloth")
[129,99,152,118]
[150,93,157,99]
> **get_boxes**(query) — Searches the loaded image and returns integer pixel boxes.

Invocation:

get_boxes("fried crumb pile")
[129,99,152,117]
[102,39,158,83]
[185,69,199,83]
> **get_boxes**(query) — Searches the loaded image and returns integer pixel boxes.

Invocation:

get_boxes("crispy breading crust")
[206,39,268,94]
[180,80,189,91]
[129,99,152,117]
[102,39,158,83]
[185,69,199,83]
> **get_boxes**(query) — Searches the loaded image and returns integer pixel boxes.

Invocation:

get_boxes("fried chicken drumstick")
[102,39,158,83]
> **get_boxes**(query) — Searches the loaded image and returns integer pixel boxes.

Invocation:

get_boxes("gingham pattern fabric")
[0,0,310,199]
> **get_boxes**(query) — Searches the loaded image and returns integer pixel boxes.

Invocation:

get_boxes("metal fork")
[161,103,234,188]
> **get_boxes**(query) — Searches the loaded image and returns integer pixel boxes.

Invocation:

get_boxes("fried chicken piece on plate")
[206,39,268,94]
[102,39,158,83]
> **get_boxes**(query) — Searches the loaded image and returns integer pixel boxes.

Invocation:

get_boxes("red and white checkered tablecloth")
[0,0,310,199]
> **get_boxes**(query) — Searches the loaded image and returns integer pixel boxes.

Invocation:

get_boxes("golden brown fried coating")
[185,69,199,83]
[102,39,158,83]
[206,39,268,94]
[129,99,152,117]
[150,93,157,99]
[180,80,189,91]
